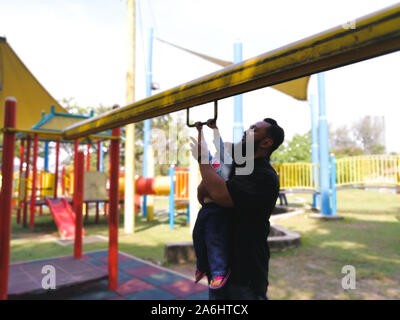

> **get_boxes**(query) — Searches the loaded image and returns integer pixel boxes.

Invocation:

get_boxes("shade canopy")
[0,37,68,130]
[157,37,310,101]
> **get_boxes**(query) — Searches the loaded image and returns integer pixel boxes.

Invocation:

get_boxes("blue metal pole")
[330,154,337,215]
[143,27,154,218]
[99,141,104,172]
[233,40,244,143]
[169,166,175,229]
[310,94,319,208]
[44,142,49,172]
[317,72,332,215]
[186,203,190,224]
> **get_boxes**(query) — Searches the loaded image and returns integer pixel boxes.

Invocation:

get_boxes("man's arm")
[197,181,208,204]
[198,163,234,208]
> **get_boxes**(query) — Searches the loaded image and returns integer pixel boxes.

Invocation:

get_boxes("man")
[193,118,284,300]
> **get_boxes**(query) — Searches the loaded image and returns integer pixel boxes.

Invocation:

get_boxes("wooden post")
[124,0,136,234]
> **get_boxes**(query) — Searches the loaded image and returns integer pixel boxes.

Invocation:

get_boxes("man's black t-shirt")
[225,157,280,294]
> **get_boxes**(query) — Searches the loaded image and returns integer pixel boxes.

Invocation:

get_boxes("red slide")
[45,198,85,239]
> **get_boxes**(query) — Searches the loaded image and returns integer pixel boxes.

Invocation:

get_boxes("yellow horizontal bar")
[63,4,400,140]
[2,128,120,141]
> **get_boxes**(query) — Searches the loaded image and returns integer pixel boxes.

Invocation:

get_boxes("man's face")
[241,121,273,153]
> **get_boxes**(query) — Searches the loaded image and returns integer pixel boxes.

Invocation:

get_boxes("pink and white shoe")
[209,270,231,290]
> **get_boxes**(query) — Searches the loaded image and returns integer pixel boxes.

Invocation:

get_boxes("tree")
[329,123,363,158]
[271,132,311,164]
[352,115,385,155]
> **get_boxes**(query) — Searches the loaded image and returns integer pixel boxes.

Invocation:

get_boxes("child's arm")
[206,119,233,165]
[194,122,213,163]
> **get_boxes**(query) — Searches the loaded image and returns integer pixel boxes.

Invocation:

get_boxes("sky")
[0,0,399,154]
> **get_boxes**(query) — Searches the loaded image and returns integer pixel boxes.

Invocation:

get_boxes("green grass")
[269,189,400,299]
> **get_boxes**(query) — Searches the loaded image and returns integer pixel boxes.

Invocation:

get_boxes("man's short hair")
[263,118,285,154]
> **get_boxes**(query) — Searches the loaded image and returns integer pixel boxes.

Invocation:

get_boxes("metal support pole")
[17,138,25,224]
[73,139,79,212]
[143,27,154,218]
[86,143,91,171]
[99,141,106,216]
[61,167,66,196]
[169,166,175,230]
[95,140,101,223]
[108,113,121,291]
[310,94,319,208]
[317,72,332,215]
[44,141,49,172]
[0,97,17,300]
[54,141,60,199]
[29,134,39,228]
[233,40,244,143]
[74,151,84,259]
[23,136,31,227]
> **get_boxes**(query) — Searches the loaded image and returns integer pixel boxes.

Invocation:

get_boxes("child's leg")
[204,206,229,278]
[192,207,209,273]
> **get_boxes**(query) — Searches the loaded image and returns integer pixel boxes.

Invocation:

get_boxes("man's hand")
[206,119,217,129]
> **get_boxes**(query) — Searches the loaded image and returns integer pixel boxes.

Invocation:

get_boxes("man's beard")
[232,138,260,161]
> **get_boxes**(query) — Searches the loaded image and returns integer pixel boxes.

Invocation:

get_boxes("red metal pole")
[22,136,32,228]
[0,97,17,300]
[85,143,90,220]
[29,134,39,228]
[74,152,84,259]
[86,143,91,171]
[95,140,101,223]
[39,168,43,216]
[54,140,60,199]
[85,202,89,221]
[17,138,25,224]
[108,110,120,291]
[73,139,79,212]
[61,166,66,196]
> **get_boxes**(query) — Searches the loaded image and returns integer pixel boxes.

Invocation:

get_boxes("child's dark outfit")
[192,130,233,288]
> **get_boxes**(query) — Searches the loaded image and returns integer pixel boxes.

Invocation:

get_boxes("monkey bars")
[62,4,400,140]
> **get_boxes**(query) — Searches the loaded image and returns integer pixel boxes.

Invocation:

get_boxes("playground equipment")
[45,198,85,239]
[1,4,399,300]
[13,106,114,230]
[273,155,400,191]
[124,167,190,227]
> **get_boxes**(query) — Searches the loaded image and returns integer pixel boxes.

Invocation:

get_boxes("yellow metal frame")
[273,155,400,190]
[336,155,400,187]
[273,163,319,190]
[1,128,120,141]
[62,4,400,140]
